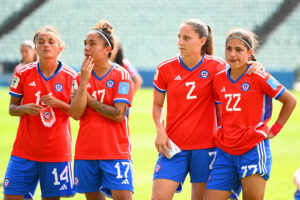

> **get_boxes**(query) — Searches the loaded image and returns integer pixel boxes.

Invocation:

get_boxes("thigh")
[4,155,38,196]
[189,148,216,183]
[152,179,180,200]
[204,189,232,200]
[74,160,102,193]
[238,139,272,180]
[85,192,106,200]
[206,148,240,192]
[39,161,75,198]
[100,160,134,198]
[111,190,133,200]
[191,183,206,200]
[241,174,266,200]
[153,151,189,193]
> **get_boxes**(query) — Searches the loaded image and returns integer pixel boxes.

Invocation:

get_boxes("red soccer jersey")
[213,67,286,155]
[74,64,134,160]
[153,55,226,150]
[9,61,77,162]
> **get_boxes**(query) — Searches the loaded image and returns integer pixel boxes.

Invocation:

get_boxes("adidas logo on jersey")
[121,179,129,185]
[59,184,68,191]
[174,75,181,80]
[28,81,36,87]
[221,87,226,92]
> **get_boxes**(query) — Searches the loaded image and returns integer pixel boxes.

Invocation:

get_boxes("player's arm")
[132,73,143,93]
[70,56,93,120]
[9,96,42,116]
[87,93,128,122]
[153,89,171,157]
[267,90,297,139]
[40,95,71,115]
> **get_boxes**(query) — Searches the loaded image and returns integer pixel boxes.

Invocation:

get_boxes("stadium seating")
[0,0,298,72]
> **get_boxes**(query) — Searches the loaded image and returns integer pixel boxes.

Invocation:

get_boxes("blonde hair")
[33,25,65,49]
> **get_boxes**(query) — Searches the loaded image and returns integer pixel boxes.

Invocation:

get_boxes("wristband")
[269,121,283,136]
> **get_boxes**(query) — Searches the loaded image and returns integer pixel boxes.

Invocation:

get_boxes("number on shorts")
[241,164,258,178]
[114,161,130,179]
[52,166,70,186]
[208,151,217,170]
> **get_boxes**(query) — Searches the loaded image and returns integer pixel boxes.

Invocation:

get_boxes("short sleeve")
[212,76,221,104]
[113,71,134,107]
[9,71,23,98]
[257,72,286,100]
[153,66,167,93]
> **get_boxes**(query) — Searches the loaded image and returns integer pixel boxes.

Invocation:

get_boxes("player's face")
[225,39,252,70]
[84,31,110,63]
[35,32,62,60]
[177,24,206,57]
[20,45,35,64]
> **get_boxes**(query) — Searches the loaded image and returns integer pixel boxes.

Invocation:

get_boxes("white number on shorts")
[52,166,70,186]
[185,82,197,100]
[114,162,130,179]
[208,151,217,170]
[225,93,241,111]
[241,164,258,178]
[92,89,105,103]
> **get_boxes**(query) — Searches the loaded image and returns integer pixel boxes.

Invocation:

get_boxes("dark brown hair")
[226,28,259,61]
[182,19,214,55]
[93,20,114,57]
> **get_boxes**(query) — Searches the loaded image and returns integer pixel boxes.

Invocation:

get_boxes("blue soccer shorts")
[4,155,75,198]
[153,148,216,192]
[206,139,272,193]
[74,159,134,198]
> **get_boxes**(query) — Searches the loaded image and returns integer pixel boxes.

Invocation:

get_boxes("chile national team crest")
[54,83,64,92]
[4,178,10,188]
[74,176,79,186]
[106,79,115,88]
[154,164,161,173]
[241,82,250,91]
[200,70,209,79]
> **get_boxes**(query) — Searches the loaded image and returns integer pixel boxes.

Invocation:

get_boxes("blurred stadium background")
[0,0,300,88]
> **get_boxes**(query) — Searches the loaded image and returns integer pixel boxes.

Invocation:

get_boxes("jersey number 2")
[185,82,197,100]
[225,93,241,111]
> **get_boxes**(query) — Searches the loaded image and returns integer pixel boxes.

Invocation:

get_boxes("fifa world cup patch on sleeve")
[118,82,130,95]
[266,76,280,90]
[11,76,20,89]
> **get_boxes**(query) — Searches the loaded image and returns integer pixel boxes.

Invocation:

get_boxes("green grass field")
[0,87,299,199]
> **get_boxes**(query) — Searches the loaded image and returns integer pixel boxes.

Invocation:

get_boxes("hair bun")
[93,20,113,34]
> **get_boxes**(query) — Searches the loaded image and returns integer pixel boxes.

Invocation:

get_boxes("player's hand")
[41,95,60,107]
[80,56,94,85]
[266,131,275,139]
[246,61,264,75]
[155,127,172,158]
[71,89,77,102]
[293,167,300,191]
[23,103,43,116]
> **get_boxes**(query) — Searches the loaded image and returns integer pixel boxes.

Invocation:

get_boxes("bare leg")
[152,179,180,200]
[241,174,266,200]
[85,191,106,200]
[204,189,232,200]
[191,183,206,200]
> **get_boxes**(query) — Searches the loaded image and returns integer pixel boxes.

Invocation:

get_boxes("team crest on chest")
[54,83,64,92]
[241,82,250,91]
[200,70,209,79]
[106,79,115,88]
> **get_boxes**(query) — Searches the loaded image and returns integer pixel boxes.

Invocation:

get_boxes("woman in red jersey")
[151,19,264,200]
[205,28,297,200]
[70,20,134,200]
[4,25,76,200]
